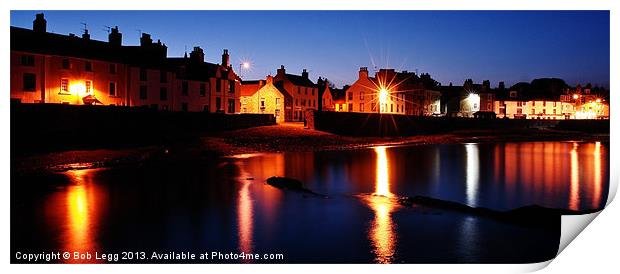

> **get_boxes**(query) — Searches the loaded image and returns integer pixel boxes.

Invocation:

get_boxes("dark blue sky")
[11,10,610,88]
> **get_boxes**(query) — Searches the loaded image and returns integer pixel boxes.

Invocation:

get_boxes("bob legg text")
[74,252,119,262]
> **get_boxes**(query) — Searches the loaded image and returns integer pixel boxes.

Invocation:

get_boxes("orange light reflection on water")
[569,143,580,211]
[63,169,101,263]
[592,142,602,209]
[237,182,253,259]
[368,146,397,264]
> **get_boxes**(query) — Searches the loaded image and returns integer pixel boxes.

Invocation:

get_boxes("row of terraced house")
[11,14,241,113]
[11,14,609,122]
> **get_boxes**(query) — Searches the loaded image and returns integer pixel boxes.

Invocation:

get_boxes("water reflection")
[569,143,580,211]
[593,142,602,209]
[237,182,253,258]
[63,169,102,263]
[465,144,480,207]
[368,146,397,264]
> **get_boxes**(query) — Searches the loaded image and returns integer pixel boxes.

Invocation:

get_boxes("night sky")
[10,10,610,89]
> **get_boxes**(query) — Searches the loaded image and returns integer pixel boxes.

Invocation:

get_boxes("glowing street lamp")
[573,94,580,100]
[239,62,251,79]
[379,87,388,112]
[70,82,86,96]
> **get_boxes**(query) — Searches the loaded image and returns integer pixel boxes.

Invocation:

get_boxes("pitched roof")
[11,26,170,69]
[168,57,240,82]
[284,73,316,87]
[273,81,292,98]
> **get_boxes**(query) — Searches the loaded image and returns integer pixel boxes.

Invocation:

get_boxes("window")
[391,104,393,112]
[85,80,92,94]
[348,92,353,100]
[181,103,188,112]
[260,98,266,108]
[543,101,546,107]
[109,64,116,74]
[543,109,546,114]
[160,87,167,100]
[60,78,69,93]
[553,109,557,114]
[311,89,314,96]
[140,68,147,81]
[295,99,298,106]
[517,101,523,107]
[532,101,536,106]
[160,70,167,83]
[85,61,93,72]
[21,55,35,66]
[305,88,308,95]
[23,73,36,91]
[360,103,364,111]
[62,59,70,69]
[229,80,235,93]
[298,87,301,94]
[109,82,117,96]
[348,103,352,112]
[216,97,222,110]
[216,80,221,93]
[517,108,522,114]
[182,81,189,96]
[200,83,206,97]
[360,91,364,100]
[203,105,210,112]
[371,104,377,112]
[140,85,147,99]
[276,98,280,105]
[228,99,235,113]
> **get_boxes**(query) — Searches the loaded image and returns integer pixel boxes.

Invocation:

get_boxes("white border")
[2,1,618,273]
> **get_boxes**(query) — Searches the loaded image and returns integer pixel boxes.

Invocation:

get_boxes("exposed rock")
[398,195,600,227]
[266,176,327,198]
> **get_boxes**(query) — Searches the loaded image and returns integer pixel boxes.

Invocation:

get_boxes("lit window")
[60,78,69,93]
[85,80,93,94]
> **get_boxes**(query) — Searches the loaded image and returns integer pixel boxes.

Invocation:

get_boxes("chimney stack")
[266,75,274,84]
[277,65,286,76]
[33,13,46,33]
[190,46,205,63]
[140,33,152,47]
[359,67,369,79]
[108,26,122,46]
[82,29,90,40]
[221,49,230,67]
[302,69,309,79]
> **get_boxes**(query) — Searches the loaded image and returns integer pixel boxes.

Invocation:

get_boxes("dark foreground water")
[11,141,609,263]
